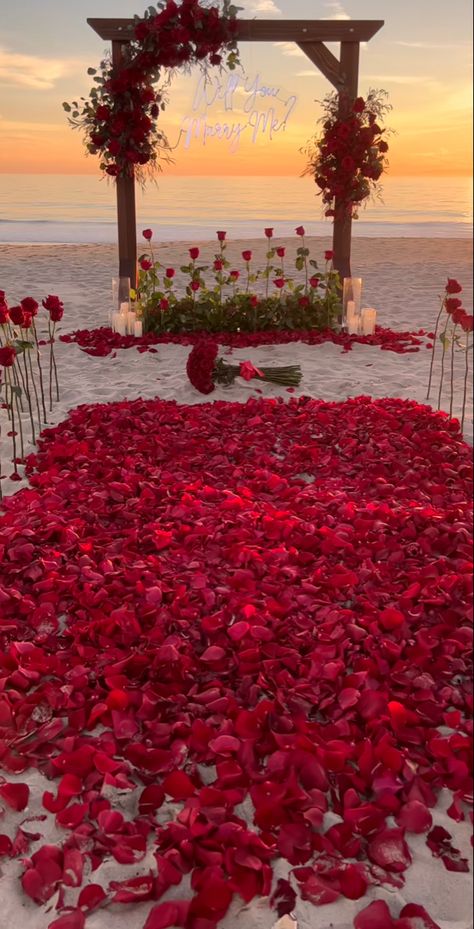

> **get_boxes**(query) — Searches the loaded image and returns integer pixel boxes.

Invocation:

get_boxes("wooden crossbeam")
[88,18,383,43]
[297,42,344,91]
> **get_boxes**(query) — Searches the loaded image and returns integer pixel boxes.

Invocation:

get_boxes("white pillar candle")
[134,319,143,338]
[127,311,136,335]
[116,314,128,336]
[120,300,129,314]
[343,278,363,314]
[346,300,356,318]
[347,317,360,335]
[360,308,377,335]
[111,312,120,333]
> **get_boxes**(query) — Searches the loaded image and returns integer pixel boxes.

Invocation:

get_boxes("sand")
[0,236,472,929]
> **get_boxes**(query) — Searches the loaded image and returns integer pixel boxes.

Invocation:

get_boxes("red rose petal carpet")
[59,325,430,357]
[0,395,472,929]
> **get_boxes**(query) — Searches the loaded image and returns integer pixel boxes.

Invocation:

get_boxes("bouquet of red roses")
[186,342,302,395]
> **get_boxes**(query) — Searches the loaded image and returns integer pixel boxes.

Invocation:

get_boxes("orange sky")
[0,0,472,177]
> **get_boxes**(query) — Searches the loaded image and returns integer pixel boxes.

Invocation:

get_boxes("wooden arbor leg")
[333,41,360,281]
[112,40,138,287]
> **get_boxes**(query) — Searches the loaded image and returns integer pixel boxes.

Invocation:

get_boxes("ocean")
[0,174,472,244]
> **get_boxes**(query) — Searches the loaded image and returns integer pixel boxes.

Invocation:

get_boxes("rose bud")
[309,276,320,288]
[295,225,305,236]
[0,345,16,367]
[324,250,334,261]
[142,228,153,240]
[446,278,462,294]
[276,247,286,258]
[214,260,224,271]
[160,298,170,311]
[229,270,240,280]
[273,278,285,289]
[216,231,227,241]
[165,268,175,279]
[264,228,274,238]
[190,280,201,292]
[140,259,153,271]
[242,250,252,262]
[189,248,200,260]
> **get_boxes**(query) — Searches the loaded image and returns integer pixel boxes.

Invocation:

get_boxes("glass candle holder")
[342,277,362,328]
[112,277,131,319]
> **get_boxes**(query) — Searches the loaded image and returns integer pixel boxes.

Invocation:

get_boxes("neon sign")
[179,70,298,153]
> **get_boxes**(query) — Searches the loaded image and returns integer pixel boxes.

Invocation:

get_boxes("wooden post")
[333,41,360,281]
[112,40,137,287]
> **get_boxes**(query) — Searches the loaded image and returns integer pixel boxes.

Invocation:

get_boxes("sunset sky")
[0,0,472,176]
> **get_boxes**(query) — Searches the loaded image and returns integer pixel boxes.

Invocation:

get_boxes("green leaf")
[12,339,33,351]
[10,384,22,396]
[309,260,319,269]
[87,68,97,76]
[62,102,71,112]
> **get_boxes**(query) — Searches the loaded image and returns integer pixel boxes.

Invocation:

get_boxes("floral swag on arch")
[64,0,240,181]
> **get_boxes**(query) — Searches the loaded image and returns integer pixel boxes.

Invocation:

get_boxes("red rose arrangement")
[0,291,64,487]
[305,89,391,219]
[186,341,302,394]
[64,0,240,180]
[427,278,472,431]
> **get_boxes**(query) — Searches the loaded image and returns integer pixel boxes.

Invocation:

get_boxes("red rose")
[21,296,39,315]
[446,278,462,294]
[276,247,286,258]
[42,295,63,313]
[189,248,200,260]
[229,270,240,280]
[142,229,153,240]
[445,297,462,314]
[95,105,111,121]
[352,97,366,113]
[264,228,274,238]
[460,313,473,332]
[309,276,319,288]
[295,226,305,237]
[108,140,121,155]
[242,250,252,262]
[216,231,227,241]
[452,307,467,326]
[190,280,201,292]
[165,268,175,279]
[273,278,285,289]
[299,296,310,307]
[0,345,16,367]
[160,298,170,311]
[140,259,153,271]
[0,303,9,325]
[49,306,64,322]
[9,305,25,326]
[106,165,120,177]
[249,295,259,307]
[22,311,33,329]
[214,260,224,271]
[324,250,334,261]
[378,140,389,153]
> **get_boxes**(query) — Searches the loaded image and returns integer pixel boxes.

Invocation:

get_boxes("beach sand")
[0,236,472,929]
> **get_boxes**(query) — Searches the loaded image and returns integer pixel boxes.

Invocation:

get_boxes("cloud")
[274,42,305,58]
[242,0,283,15]
[362,74,437,85]
[0,47,68,89]
[322,1,350,20]
[395,40,468,50]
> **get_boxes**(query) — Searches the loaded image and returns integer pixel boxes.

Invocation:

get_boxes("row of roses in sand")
[0,394,470,929]
[133,227,341,335]
[426,278,472,432]
[0,292,64,492]
[64,0,239,181]
[304,89,391,219]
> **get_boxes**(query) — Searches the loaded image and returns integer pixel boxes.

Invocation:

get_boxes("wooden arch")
[88,17,384,283]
